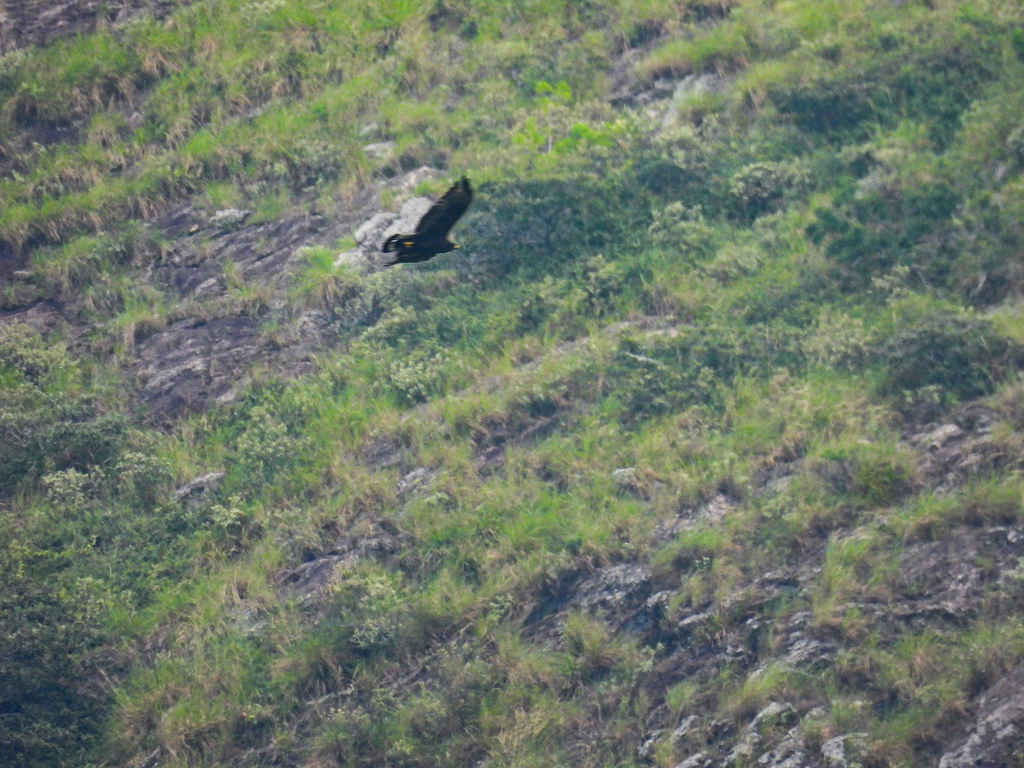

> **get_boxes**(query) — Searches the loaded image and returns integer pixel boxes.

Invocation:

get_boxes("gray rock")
[821,735,846,767]
[334,249,371,272]
[781,638,837,671]
[209,208,251,229]
[396,467,437,499]
[693,493,736,526]
[728,702,800,766]
[350,196,433,262]
[173,472,226,502]
[575,564,652,616]
[136,207,330,423]
[637,729,664,760]
[924,423,963,450]
[670,715,702,747]
[278,525,407,602]
[896,536,986,620]
[612,466,660,498]
[295,310,333,341]
[354,212,398,250]
[0,0,181,53]
[678,611,713,630]
[389,166,440,195]
[397,196,434,228]
[728,735,759,765]
[939,665,1024,767]
[229,604,269,636]
[756,725,807,768]
[751,702,799,730]
[821,733,868,768]
[131,747,161,768]
[612,466,638,485]
[362,141,395,159]
[0,300,64,335]
[135,316,263,421]
[674,753,714,768]
[278,554,348,598]
[908,407,1008,492]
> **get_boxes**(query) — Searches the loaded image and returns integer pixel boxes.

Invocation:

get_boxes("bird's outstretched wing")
[414,177,473,238]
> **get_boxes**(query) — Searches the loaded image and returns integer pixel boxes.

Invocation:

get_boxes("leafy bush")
[647,202,716,259]
[0,325,128,493]
[468,176,650,278]
[874,310,1019,404]
[386,345,459,406]
[807,179,961,287]
[609,323,805,425]
[814,441,917,509]
[803,309,871,370]
[768,11,1003,145]
[729,160,808,219]
[0,571,111,768]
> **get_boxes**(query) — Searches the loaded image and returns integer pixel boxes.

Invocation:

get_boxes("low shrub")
[729,160,808,219]
[874,310,1019,404]
[609,323,805,425]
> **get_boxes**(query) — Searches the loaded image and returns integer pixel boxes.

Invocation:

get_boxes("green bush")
[647,202,716,259]
[0,326,129,493]
[806,179,961,287]
[468,176,650,278]
[0,571,112,768]
[609,323,806,425]
[386,345,459,406]
[815,441,916,509]
[874,311,1018,404]
[729,160,808,219]
[768,12,1003,146]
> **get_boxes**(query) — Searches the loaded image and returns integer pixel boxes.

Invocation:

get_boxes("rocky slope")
[4,1,1024,767]
[0,0,186,53]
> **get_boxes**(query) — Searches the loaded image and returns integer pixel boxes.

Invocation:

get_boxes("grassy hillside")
[4,1,1024,766]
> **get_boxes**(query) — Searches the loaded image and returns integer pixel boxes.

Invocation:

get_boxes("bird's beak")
[454,244,461,249]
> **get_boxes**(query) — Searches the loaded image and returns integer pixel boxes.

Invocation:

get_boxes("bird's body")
[381,233,458,263]
[382,176,472,266]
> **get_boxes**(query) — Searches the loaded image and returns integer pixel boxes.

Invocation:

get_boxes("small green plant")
[648,202,716,259]
[294,245,360,311]
[639,20,750,80]
[730,160,808,219]
[875,309,1019,405]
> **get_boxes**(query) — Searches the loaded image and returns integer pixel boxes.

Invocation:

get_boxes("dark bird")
[382,176,473,266]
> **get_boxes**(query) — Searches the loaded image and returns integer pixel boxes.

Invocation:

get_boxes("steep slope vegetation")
[4,1,1024,767]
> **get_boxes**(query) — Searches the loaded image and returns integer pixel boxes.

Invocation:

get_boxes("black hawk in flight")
[382,176,473,266]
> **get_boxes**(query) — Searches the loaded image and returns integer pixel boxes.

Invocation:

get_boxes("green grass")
[639,19,752,80]
[5,0,1024,766]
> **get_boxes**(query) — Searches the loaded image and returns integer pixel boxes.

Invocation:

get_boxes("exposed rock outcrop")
[906,407,1016,492]
[939,665,1024,768]
[335,166,440,271]
[0,0,187,54]
[173,471,225,503]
